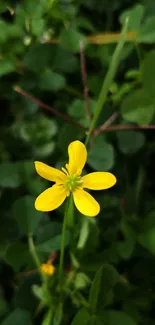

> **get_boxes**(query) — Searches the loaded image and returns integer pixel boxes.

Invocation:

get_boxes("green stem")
[85,17,129,147]
[28,234,45,281]
[59,196,71,297]
[28,234,41,268]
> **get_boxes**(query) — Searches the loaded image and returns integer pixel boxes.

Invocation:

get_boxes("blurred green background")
[1,0,155,324]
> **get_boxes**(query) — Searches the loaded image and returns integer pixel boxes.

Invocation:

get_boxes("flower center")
[65,174,83,192]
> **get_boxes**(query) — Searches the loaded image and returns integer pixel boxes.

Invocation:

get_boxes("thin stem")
[80,40,92,120]
[14,86,86,130]
[59,197,71,298]
[44,31,136,45]
[28,234,45,281]
[94,111,119,135]
[85,17,129,146]
[28,234,41,268]
[98,124,155,131]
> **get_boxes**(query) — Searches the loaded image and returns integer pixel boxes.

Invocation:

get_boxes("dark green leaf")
[12,195,43,234]
[0,308,32,325]
[88,135,114,171]
[0,162,22,188]
[101,310,137,325]
[143,50,155,96]
[139,228,155,254]
[117,130,145,154]
[138,17,155,43]
[68,99,96,127]
[121,89,155,124]
[0,60,15,77]
[5,243,29,271]
[39,70,65,92]
[71,308,90,325]
[88,264,119,313]
[36,222,62,243]
[36,232,70,253]
[57,124,85,153]
[24,44,53,71]
[53,303,63,325]
[59,28,87,53]
[120,4,144,31]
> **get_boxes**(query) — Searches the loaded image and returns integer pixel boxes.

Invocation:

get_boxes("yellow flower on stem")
[41,263,55,276]
[34,140,116,217]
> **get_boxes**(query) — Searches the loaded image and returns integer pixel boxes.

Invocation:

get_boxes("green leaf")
[143,50,155,96]
[39,70,65,92]
[139,228,155,254]
[5,243,29,271]
[0,296,8,318]
[59,28,87,53]
[101,310,137,325]
[34,142,55,158]
[88,135,114,171]
[31,18,45,37]
[117,238,135,259]
[71,308,90,325]
[117,130,145,154]
[138,17,155,43]
[52,46,78,73]
[15,277,38,311]
[0,20,8,42]
[53,303,63,325]
[74,272,91,290]
[121,89,155,124]
[24,44,53,72]
[57,124,85,153]
[36,222,70,253]
[0,60,15,77]
[0,308,32,325]
[0,162,22,188]
[36,222,62,243]
[120,4,144,31]
[36,232,70,253]
[18,114,57,143]
[42,308,53,325]
[88,264,119,313]
[12,195,43,234]
[68,99,96,127]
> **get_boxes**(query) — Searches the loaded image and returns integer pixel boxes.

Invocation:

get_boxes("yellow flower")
[40,263,55,276]
[34,140,116,217]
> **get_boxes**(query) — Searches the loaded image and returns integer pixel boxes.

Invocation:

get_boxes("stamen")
[64,174,83,192]
[65,164,69,172]
[61,167,69,175]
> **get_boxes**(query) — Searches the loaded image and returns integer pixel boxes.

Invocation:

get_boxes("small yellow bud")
[40,263,55,276]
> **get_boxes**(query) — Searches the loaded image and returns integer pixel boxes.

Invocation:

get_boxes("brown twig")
[79,41,92,120]
[13,86,155,134]
[99,124,155,131]
[14,86,87,130]
[94,112,119,135]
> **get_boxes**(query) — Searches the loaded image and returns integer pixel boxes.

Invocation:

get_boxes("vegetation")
[1,0,155,324]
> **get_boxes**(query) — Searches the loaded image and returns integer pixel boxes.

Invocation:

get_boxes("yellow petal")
[35,184,67,211]
[81,172,116,190]
[35,161,66,183]
[67,140,87,176]
[73,189,100,217]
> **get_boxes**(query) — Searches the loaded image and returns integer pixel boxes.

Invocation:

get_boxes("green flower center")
[65,175,83,192]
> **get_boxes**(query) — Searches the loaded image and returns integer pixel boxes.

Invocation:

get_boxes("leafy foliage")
[1,1,155,325]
